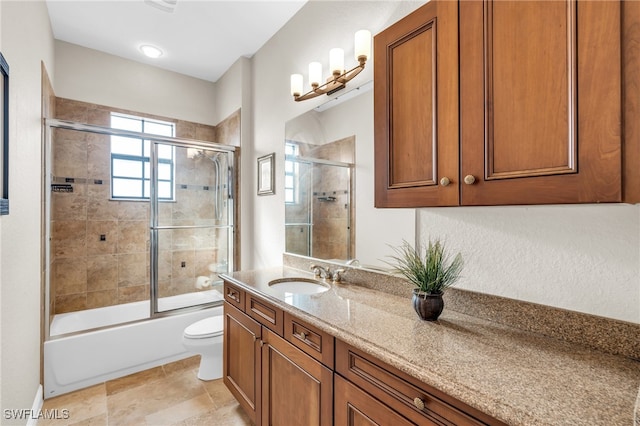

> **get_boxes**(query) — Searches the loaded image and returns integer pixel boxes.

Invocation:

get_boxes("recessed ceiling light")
[140,44,163,59]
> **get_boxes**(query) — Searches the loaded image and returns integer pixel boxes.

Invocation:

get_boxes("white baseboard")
[26,385,43,426]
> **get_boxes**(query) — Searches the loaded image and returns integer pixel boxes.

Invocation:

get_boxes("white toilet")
[182,315,224,381]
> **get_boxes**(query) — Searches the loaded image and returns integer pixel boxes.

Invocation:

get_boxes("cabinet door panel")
[460,0,622,205]
[223,303,261,425]
[487,0,575,179]
[262,329,333,426]
[389,24,436,187]
[375,0,459,207]
[334,375,424,426]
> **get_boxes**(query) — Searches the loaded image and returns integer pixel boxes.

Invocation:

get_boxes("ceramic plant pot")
[412,289,444,321]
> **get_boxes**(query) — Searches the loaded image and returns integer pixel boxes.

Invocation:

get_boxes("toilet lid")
[184,316,224,339]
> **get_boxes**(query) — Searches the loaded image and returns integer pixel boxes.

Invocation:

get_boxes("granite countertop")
[220,266,640,426]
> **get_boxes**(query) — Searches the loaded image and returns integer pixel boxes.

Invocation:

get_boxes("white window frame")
[110,113,175,201]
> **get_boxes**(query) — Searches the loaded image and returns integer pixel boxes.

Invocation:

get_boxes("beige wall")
[217,0,640,324]
[54,41,217,126]
[241,1,422,270]
[0,0,55,420]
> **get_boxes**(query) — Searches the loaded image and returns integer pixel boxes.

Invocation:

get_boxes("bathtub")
[44,289,224,398]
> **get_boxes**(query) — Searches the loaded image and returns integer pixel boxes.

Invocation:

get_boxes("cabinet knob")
[439,177,451,187]
[413,397,425,410]
[463,175,476,185]
[298,331,308,340]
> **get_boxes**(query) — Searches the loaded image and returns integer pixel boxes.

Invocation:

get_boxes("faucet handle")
[310,264,321,277]
[332,268,346,283]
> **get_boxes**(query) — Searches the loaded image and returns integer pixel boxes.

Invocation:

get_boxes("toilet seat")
[184,316,224,339]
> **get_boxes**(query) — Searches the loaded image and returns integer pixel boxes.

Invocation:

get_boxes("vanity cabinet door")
[261,328,333,426]
[223,302,262,425]
[374,0,459,207]
[335,375,426,426]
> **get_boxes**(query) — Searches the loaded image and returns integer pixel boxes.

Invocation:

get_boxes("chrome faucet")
[310,264,346,283]
[310,264,332,279]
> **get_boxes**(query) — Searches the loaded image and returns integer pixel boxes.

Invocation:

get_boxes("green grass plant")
[386,239,463,295]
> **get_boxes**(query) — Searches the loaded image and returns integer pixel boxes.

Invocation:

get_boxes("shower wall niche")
[49,98,238,315]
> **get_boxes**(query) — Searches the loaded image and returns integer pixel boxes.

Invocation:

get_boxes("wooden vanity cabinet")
[223,281,333,426]
[335,340,506,426]
[223,302,261,424]
[261,328,333,426]
[223,280,505,425]
[375,0,629,207]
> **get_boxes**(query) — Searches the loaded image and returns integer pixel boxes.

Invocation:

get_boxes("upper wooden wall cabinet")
[374,0,639,207]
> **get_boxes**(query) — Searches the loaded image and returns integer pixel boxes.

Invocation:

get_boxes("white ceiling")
[45,0,308,82]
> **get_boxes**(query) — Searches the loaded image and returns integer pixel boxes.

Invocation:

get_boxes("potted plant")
[386,239,463,321]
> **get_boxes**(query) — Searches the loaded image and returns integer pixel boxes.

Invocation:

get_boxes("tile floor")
[40,356,252,426]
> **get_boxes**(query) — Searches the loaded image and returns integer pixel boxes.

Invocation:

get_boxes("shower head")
[187,148,224,162]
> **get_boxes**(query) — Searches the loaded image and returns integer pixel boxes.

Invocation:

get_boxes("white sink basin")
[268,278,330,294]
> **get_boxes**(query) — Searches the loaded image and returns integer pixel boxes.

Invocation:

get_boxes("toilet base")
[196,353,222,381]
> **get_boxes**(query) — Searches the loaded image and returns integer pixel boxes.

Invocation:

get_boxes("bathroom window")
[284,142,299,204]
[110,113,175,200]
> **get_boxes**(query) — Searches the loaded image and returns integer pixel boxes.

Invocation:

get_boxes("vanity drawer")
[284,312,334,369]
[245,293,284,335]
[336,340,502,426]
[223,281,244,310]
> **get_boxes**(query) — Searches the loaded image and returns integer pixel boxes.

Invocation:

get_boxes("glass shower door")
[150,142,234,314]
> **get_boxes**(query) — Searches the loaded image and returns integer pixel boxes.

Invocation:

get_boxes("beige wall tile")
[55,293,87,314]
[172,250,195,280]
[52,184,87,221]
[87,136,111,179]
[117,221,148,253]
[118,284,149,304]
[87,220,118,255]
[53,258,88,296]
[56,98,90,122]
[87,289,118,309]
[87,196,119,221]
[53,137,88,178]
[194,249,217,277]
[172,222,195,250]
[118,201,149,221]
[87,254,118,291]
[53,220,87,258]
[118,253,149,287]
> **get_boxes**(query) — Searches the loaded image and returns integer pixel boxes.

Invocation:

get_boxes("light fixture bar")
[293,57,366,102]
[291,30,371,102]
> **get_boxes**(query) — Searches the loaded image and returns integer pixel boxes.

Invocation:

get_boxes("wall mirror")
[284,80,415,270]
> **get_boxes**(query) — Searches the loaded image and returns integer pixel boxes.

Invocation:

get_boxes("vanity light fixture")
[291,29,371,102]
[140,44,163,59]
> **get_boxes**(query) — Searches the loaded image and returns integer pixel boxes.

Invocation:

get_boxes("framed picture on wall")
[257,153,275,196]
[0,52,9,216]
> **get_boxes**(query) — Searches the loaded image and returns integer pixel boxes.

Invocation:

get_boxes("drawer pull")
[297,331,308,340]
[227,290,238,302]
[413,397,425,410]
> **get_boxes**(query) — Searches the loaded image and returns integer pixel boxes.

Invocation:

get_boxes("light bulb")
[291,74,303,96]
[354,30,371,61]
[139,44,163,59]
[329,48,344,75]
[309,62,322,87]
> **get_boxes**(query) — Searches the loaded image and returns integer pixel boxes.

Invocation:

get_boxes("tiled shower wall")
[50,98,237,314]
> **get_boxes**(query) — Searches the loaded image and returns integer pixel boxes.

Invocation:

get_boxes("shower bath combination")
[43,117,236,397]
